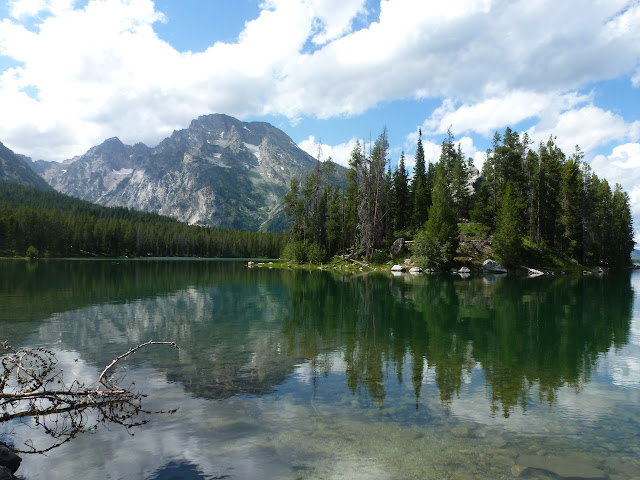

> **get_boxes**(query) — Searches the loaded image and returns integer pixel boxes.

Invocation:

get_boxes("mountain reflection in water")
[1,259,638,479]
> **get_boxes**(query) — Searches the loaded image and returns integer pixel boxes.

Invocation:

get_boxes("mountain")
[33,114,336,232]
[0,141,51,190]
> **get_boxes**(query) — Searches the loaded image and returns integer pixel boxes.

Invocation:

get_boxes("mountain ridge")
[32,113,335,232]
[0,141,52,190]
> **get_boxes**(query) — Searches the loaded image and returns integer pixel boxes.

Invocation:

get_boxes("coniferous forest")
[0,183,283,258]
[283,127,634,270]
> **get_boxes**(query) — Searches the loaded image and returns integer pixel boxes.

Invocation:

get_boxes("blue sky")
[1,0,640,240]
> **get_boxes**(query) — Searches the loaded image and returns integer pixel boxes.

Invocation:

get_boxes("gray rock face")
[34,114,336,232]
[390,238,406,258]
[482,259,507,273]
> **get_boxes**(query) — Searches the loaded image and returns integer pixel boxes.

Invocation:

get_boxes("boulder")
[390,238,406,258]
[0,446,21,475]
[391,264,406,272]
[459,266,471,274]
[482,259,507,273]
[0,466,19,480]
[409,267,422,274]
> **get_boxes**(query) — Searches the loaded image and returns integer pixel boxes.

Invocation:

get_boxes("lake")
[1,259,639,479]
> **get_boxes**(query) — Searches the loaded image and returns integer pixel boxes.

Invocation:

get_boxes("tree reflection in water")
[281,270,632,416]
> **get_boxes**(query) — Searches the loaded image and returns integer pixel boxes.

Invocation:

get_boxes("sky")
[0,0,639,241]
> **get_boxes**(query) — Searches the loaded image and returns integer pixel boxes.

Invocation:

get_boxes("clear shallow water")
[1,259,639,479]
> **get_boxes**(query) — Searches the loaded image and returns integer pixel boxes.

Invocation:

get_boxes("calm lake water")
[1,259,639,479]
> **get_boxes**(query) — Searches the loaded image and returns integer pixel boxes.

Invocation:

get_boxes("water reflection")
[2,260,639,479]
[282,270,633,416]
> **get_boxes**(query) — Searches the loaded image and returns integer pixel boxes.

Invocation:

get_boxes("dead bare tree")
[1,340,178,454]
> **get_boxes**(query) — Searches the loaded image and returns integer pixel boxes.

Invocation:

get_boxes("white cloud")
[1,0,640,161]
[298,135,359,167]
[527,105,640,154]
[591,143,640,244]
[307,0,367,45]
[422,91,590,137]
[8,0,76,19]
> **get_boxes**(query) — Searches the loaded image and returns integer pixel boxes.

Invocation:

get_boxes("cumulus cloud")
[298,135,360,167]
[527,105,640,153]
[591,143,640,243]
[422,91,590,137]
[0,0,640,161]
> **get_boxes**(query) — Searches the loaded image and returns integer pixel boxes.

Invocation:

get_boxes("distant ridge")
[0,141,51,190]
[31,114,344,232]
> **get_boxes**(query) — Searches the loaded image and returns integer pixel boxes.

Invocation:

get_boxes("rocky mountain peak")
[31,113,331,232]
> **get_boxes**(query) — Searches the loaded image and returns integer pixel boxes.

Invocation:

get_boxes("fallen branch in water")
[1,340,179,454]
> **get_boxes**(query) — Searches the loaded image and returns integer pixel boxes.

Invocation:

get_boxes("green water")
[1,259,639,479]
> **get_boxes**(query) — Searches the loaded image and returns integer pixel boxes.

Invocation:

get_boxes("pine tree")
[493,183,524,267]
[392,152,410,233]
[412,129,429,228]
[414,164,459,268]
[610,184,634,268]
[560,152,583,260]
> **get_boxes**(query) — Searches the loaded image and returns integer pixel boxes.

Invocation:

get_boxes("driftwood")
[1,340,178,454]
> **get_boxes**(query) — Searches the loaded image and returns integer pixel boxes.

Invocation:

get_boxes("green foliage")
[280,125,633,270]
[0,183,283,259]
[281,240,307,264]
[306,243,327,264]
[26,245,39,259]
[414,165,459,268]
[458,221,490,238]
[411,129,430,228]
[493,184,524,267]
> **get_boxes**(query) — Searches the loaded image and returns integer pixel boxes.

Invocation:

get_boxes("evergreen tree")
[345,141,363,249]
[326,186,343,256]
[451,144,470,220]
[493,184,524,267]
[414,164,459,268]
[412,129,429,228]
[610,184,634,268]
[560,153,583,260]
[392,152,410,233]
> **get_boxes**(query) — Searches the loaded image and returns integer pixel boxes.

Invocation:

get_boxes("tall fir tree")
[392,151,410,233]
[412,128,429,228]
[414,164,459,268]
[493,183,524,267]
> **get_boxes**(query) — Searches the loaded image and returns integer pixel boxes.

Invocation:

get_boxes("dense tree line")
[0,183,283,258]
[283,127,633,269]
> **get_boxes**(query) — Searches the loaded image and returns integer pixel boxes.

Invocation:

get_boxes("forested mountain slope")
[0,182,282,258]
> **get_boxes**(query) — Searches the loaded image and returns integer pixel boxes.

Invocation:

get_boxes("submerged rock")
[517,454,606,479]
